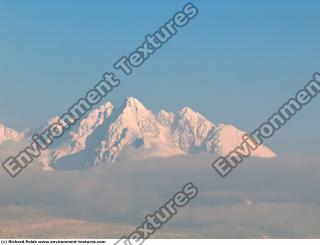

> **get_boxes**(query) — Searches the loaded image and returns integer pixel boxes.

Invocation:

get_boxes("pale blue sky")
[0,0,319,154]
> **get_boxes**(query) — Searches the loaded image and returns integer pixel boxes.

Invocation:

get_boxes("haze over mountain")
[0,97,276,170]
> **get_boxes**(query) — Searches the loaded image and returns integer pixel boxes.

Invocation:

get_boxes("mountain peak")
[157,110,175,127]
[0,123,21,144]
[179,107,199,118]
[178,107,210,125]
[98,101,113,112]
[119,97,154,123]
[125,97,144,108]
[180,107,194,114]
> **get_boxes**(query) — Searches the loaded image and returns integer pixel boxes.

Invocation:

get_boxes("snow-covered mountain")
[0,123,23,144]
[0,97,276,169]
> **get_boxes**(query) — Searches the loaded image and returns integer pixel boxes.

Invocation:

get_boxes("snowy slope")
[217,124,276,158]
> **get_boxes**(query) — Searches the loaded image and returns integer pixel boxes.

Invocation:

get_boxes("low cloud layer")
[0,153,320,238]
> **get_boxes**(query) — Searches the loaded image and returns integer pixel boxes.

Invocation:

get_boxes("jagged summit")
[157,110,175,128]
[0,97,276,170]
[120,97,148,113]
[98,101,113,112]
[179,107,195,116]
[0,123,22,144]
[125,96,144,108]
